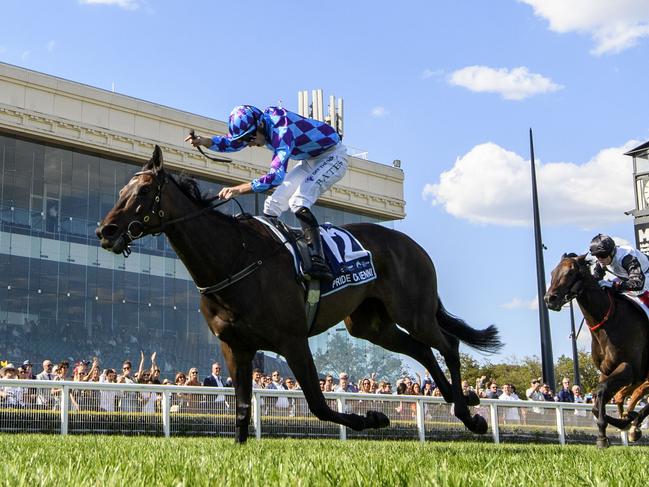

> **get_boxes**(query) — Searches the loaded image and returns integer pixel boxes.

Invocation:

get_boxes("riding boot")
[295,207,334,281]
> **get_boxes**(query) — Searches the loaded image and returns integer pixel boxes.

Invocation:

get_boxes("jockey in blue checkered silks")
[186,105,348,281]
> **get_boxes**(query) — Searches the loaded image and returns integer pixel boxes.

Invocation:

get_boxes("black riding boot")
[295,207,333,281]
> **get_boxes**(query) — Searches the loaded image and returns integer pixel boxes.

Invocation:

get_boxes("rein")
[120,169,284,295]
[188,130,233,163]
[587,290,616,332]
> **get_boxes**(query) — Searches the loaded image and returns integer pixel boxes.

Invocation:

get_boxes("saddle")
[252,214,377,330]
[262,217,314,277]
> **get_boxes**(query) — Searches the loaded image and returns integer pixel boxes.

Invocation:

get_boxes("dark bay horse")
[96,146,502,442]
[545,253,649,447]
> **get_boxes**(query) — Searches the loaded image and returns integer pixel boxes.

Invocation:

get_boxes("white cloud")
[501,297,538,310]
[422,140,638,228]
[79,0,140,9]
[371,106,389,117]
[519,0,649,55]
[448,65,562,100]
[47,40,56,52]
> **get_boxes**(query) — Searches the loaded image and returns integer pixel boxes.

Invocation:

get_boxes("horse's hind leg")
[345,303,453,403]
[435,333,488,434]
[394,302,487,434]
[282,339,389,431]
[624,381,649,441]
[220,341,255,444]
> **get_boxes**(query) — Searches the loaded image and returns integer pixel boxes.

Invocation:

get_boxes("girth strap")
[197,260,262,295]
[305,279,321,334]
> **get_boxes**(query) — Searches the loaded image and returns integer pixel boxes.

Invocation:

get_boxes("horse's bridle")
[117,169,268,295]
[120,169,235,257]
[556,261,617,331]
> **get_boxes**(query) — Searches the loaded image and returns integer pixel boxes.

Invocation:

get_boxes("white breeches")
[263,144,348,217]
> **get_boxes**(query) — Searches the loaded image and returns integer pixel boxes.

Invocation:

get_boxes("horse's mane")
[566,252,595,280]
[171,172,214,208]
[167,171,250,226]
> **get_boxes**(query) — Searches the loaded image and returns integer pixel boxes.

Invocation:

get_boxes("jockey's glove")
[598,280,614,289]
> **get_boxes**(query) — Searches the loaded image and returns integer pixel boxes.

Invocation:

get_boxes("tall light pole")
[569,301,581,386]
[530,129,555,388]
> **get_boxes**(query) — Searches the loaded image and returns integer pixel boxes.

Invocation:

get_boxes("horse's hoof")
[629,428,642,443]
[596,437,610,449]
[365,410,390,429]
[465,390,480,406]
[469,414,488,435]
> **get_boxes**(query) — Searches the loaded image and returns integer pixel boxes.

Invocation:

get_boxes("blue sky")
[3,0,649,364]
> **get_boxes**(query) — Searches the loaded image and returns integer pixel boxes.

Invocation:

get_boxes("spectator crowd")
[0,354,602,420]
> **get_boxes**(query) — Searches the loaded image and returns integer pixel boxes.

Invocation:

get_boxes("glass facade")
[0,133,388,378]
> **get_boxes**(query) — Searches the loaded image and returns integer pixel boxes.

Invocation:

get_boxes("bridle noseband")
[114,169,265,295]
[556,261,616,332]
[121,169,168,256]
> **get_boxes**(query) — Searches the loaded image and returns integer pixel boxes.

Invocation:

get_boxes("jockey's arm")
[619,255,645,291]
[184,134,247,153]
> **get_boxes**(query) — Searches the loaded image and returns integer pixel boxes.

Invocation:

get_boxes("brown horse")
[545,253,649,447]
[96,146,502,443]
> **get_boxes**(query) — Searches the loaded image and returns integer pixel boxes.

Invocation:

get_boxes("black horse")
[96,146,502,442]
[545,253,649,447]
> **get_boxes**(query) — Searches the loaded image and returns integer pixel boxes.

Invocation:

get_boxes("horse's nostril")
[98,224,119,239]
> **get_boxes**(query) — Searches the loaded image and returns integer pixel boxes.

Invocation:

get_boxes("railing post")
[555,404,565,445]
[337,396,346,441]
[60,385,69,436]
[161,390,171,438]
[416,398,425,443]
[621,429,629,446]
[252,391,261,440]
[489,402,499,444]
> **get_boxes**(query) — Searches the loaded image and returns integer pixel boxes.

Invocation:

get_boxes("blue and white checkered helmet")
[228,105,263,141]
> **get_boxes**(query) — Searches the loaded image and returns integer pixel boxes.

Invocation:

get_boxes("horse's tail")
[436,299,503,353]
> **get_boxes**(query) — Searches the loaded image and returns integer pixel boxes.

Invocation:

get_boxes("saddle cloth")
[254,217,377,296]
[621,291,649,321]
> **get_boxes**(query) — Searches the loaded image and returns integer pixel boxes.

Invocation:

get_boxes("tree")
[313,333,406,382]
[554,352,600,393]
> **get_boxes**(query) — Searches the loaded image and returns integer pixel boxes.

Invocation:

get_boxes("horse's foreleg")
[613,387,628,418]
[594,364,634,448]
[623,381,649,441]
[221,341,254,444]
[283,339,389,431]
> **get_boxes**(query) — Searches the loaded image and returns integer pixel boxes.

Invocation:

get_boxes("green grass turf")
[1,434,647,486]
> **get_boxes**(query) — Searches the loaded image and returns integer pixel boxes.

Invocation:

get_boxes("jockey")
[186,105,348,281]
[589,233,649,294]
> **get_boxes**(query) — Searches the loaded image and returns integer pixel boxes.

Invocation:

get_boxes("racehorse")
[545,253,649,447]
[96,146,502,443]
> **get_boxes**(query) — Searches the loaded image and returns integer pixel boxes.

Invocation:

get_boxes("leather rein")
[564,277,616,332]
[120,169,262,295]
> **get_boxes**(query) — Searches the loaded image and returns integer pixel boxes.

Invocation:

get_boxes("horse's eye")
[139,186,150,195]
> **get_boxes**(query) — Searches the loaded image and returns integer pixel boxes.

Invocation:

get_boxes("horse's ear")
[144,145,164,174]
[576,254,589,265]
[562,252,577,259]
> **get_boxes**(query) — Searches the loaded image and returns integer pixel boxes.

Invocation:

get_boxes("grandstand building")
[0,63,405,377]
